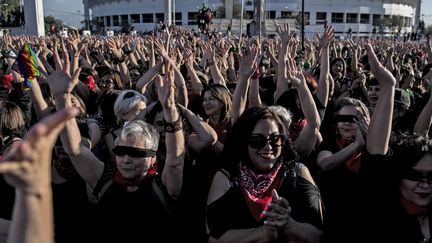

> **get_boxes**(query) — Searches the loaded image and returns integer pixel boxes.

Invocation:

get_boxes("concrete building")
[86,0,421,37]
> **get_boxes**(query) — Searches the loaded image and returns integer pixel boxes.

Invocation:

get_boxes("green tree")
[1,0,21,18]
[44,15,63,34]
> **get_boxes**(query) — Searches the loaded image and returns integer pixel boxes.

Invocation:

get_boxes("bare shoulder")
[298,164,317,186]
[207,170,232,205]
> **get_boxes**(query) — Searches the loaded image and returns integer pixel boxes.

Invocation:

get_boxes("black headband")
[112,145,157,158]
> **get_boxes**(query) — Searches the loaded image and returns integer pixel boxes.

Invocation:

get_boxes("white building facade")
[86,0,420,37]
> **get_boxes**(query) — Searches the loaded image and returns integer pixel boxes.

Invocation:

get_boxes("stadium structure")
[84,0,421,38]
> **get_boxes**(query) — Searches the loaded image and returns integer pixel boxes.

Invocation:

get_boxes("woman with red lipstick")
[206,106,323,243]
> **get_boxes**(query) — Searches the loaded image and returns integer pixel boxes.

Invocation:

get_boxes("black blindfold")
[112,146,157,158]
[334,114,358,123]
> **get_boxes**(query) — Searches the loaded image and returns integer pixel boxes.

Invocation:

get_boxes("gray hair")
[117,120,159,151]
[269,105,293,129]
[114,89,148,120]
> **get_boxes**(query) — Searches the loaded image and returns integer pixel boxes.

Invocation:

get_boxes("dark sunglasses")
[248,134,284,150]
[404,169,432,183]
[334,114,358,123]
[112,145,157,158]
[124,91,136,99]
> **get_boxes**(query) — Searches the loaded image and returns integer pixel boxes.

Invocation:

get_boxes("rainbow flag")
[15,43,40,90]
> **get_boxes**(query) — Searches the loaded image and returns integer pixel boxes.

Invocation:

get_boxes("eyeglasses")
[404,169,432,184]
[112,145,157,158]
[248,134,284,150]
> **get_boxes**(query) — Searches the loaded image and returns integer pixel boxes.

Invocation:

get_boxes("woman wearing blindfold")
[316,43,397,242]
[51,62,186,242]
[206,106,323,243]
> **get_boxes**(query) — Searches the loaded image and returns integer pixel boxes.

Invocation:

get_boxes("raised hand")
[0,108,79,194]
[277,23,291,45]
[318,25,335,48]
[365,43,396,88]
[238,45,259,79]
[286,57,306,88]
[47,38,81,96]
[157,62,175,111]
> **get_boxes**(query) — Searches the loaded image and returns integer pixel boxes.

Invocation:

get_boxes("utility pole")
[301,0,305,50]
[254,0,264,37]
[165,0,172,26]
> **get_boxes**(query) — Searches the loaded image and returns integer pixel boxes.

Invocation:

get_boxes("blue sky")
[43,0,432,28]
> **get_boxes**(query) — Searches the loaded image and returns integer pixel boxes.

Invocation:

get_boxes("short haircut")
[114,90,148,120]
[116,120,159,152]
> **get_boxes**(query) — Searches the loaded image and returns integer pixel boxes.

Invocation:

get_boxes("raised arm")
[287,58,322,159]
[177,104,217,153]
[414,69,432,135]
[231,45,259,125]
[366,44,396,155]
[203,42,226,87]
[48,44,104,189]
[0,108,78,243]
[316,25,334,108]
[275,23,291,102]
[157,63,185,199]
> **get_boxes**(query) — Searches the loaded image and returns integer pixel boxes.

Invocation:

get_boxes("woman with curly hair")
[206,106,323,243]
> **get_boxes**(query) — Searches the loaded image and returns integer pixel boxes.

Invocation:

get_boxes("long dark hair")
[222,106,297,177]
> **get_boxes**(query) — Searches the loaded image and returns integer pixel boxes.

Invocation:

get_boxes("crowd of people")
[0,22,432,243]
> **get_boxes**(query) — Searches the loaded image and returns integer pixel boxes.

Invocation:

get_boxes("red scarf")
[238,161,284,221]
[401,197,430,216]
[336,137,362,173]
[113,164,158,187]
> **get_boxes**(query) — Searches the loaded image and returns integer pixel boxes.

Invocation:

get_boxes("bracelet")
[163,116,183,133]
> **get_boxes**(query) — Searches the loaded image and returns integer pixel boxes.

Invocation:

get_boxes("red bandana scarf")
[401,197,430,216]
[113,163,158,187]
[238,161,284,221]
[336,137,361,173]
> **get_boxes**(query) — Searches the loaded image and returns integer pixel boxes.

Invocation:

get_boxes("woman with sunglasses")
[206,106,323,243]
[357,132,432,243]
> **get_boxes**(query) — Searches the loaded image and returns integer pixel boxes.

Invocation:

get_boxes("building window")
[106,16,111,26]
[113,15,119,26]
[360,14,370,24]
[332,13,344,23]
[174,12,182,25]
[155,13,164,23]
[121,15,128,25]
[131,14,140,23]
[372,14,381,26]
[346,13,358,23]
[316,12,327,25]
[188,12,198,25]
[404,17,411,27]
[246,11,254,19]
[142,14,153,23]
[305,12,310,25]
[281,11,295,19]
[266,11,276,19]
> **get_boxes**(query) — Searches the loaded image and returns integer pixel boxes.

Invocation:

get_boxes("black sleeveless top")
[207,163,323,240]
